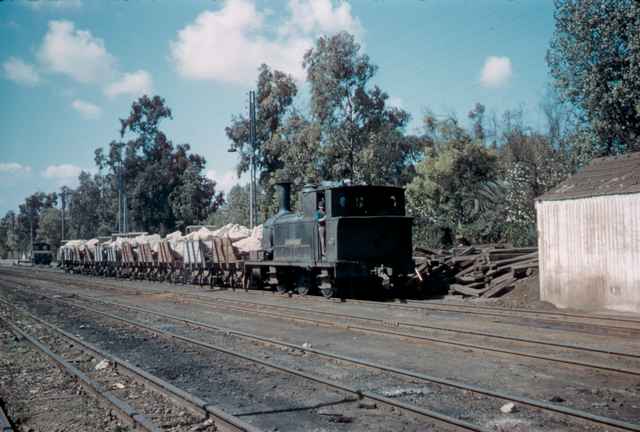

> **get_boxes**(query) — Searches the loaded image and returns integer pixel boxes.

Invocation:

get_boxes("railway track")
[3,268,640,374]
[6,265,640,336]
[183,293,640,374]
[220,285,640,333]
[0,298,259,432]
[0,288,484,432]
[6,285,640,432]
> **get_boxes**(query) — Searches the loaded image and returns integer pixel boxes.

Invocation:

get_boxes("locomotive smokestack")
[276,181,292,214]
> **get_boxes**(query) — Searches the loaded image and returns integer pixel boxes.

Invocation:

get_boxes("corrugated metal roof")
[537,151,640,201]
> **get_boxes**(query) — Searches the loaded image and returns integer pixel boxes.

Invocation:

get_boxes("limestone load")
[212,223,251,242]
[234,224,263,253]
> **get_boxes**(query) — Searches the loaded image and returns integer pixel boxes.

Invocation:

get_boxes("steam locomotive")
[245,182,414,298]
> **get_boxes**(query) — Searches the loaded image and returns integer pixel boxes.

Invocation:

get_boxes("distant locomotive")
[244,182,414,298]
[58,181,415,299]
[31,241,53,265]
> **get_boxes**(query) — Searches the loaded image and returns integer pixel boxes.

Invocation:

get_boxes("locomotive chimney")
[276,181,292,214]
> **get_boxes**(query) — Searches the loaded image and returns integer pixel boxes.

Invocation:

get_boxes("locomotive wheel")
[295,272,312,296]
[320,286,335,299]
[317,270,335,299]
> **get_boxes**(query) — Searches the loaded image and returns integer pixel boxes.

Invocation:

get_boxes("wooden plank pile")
[413,245,538,298]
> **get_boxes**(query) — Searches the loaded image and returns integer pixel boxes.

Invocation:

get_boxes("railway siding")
[1,287,467,432]
[6,283,640,431]
[2,267,640,431]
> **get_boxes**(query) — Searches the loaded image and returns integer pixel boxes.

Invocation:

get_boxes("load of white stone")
[211,223,251,242]
[132,233,162,252]
[234,224,263,253]
[166,230,185,258]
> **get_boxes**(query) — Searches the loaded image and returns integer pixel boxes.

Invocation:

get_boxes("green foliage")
[407,116,501,247]
[95,95,221,234]
[303,32,419,185]
[68,172,110,239]
[36,207,62,250]
[225,64,298,218]
[207,184,251,228]
[547,0,640,154]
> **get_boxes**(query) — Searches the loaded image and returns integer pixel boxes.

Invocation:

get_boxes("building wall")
[536,194,640,313]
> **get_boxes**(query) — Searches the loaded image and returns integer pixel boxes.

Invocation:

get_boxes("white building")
[536,152,640,313]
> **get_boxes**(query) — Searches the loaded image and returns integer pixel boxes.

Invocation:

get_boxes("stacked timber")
[414,245,538,298]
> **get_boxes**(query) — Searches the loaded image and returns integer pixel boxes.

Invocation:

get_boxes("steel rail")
[17,293,489,432]
[252,290,640,333]
[0,316,161,432]
[0,298,262,432]
[5,273,638,377]
[407,299,640,325]
[203,294,640,359]
[6,265,640,329]
[7,266,640,333]
[4,270,640,366]
[0,405,12,432]
[194,300,640,376]
[59,294,640,432]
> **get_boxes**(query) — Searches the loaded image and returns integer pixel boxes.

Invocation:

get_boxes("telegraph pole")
[227,90,258,228]
[61,189,67,241]
[249,90,257,229]
[117,160,128,234]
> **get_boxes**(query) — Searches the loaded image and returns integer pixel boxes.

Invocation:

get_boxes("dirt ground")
[448,274,558,310]
[1,267,639,432]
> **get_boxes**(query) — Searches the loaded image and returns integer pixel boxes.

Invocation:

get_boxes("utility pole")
[249,90,257,229]
[117,160,128,234]
[29,199,33,258]
[61,190,66,241]
[227,90,258,229]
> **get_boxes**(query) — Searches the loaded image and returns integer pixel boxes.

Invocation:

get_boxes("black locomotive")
[244,181,413,298]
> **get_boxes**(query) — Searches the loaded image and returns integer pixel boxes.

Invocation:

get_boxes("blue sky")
[0,0,556,215]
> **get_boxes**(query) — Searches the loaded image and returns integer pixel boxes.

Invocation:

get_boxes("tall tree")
[303,32,418,185]
[208,184,252,228]
[547,0,640,154]
[14,192,58,252]
[225,64,298,219]
[37,207,62,251]
[68,171,103,239]
[96,95,221,234]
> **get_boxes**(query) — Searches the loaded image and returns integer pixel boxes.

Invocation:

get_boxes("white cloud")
[38,20,116,83]
[206,169,245,195]
[105,70,153,98]
[3,57,41,86]
[170,0,362,84]
[480,56,512,88]
[282,0,362,38]
[42,164,85,187]
[0,162,32,174]
[71,99,101,119]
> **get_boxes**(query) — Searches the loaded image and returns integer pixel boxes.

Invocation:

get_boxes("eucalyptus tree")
[303,32,417,185]
[547,0,640,154]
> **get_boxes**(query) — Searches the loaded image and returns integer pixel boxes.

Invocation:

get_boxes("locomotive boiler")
[244,181,414,298]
